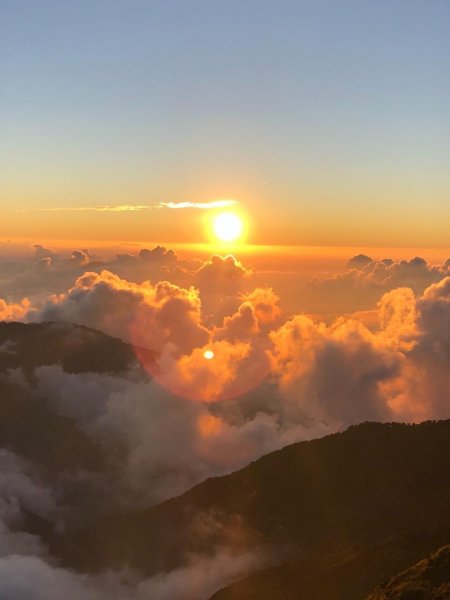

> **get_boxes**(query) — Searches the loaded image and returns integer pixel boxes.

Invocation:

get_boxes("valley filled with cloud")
[0,244,449,598]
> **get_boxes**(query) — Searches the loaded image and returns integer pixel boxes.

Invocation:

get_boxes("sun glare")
[203,349,215,360]
[213,212,243,243]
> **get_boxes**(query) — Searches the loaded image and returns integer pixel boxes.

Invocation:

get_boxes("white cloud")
[159,200,238,210]
[0,551,263,600]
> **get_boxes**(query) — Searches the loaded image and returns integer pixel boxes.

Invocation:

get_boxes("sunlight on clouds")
[198,414,223,438]
[2,245,449,423]
[153,341,252,402]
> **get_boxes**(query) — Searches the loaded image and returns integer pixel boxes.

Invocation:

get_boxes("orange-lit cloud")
[154,340,251,402]
[198,414,223,438]
[2,247,449,430]
[310,255,449,315]
[31,270,209,355]
[0,298,31,321]
[240,287,282,326]
[195,255,249,293]
[1,256,450,578]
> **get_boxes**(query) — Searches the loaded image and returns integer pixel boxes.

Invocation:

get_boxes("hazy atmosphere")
[1,2,450,599]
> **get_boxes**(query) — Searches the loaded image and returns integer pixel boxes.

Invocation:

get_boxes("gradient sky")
[1,0,449,246]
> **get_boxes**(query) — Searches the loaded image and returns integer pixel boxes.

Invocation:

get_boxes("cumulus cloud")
[384,276,450,420]
[33,245,59,262]
[0,298,31,321]
[215,287,282,342]
[2,246,450,598]
[241,287,282,326]
[30,271,209,356]
[194,255,251,325]
[346,253,373,269]
[9,240,450,587]
[269,276,450,429]
[15,259,449,432]
[195,255,249,294]
[3,246,449,321]
[7,249,445,432]
[138,246,177,265]
[270,315,399,428]
[16,271,448,512]
[31,363,302,510]
[65,249,92,266]
[0,245,200,308]
[216,303,260,342]
[376,287,418,350]
[418,275,450,344]
[310,255,449,315]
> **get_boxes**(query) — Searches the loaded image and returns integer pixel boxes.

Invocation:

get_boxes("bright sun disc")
[213,212,243,242]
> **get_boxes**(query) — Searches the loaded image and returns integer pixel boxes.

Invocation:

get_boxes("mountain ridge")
[47,419,450,582]
[0,320,140,374]
[365,544,450,600]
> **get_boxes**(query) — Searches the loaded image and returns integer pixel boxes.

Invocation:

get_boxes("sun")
[213,212,243,242]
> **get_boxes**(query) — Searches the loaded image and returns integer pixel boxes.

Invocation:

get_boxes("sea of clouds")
[0,244,449,598]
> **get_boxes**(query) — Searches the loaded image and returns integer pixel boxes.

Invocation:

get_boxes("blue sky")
[1,0,449,245]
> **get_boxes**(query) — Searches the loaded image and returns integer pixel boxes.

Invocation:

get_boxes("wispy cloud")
[159,200,238,210]
[14,200,238,213]
[15,205,152,213]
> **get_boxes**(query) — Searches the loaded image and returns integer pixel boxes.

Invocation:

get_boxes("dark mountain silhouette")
[0,372,103,473]
[365,545,450,600]
[0,321,148,474]
[210,531,450,600]
[0,321,140,374]
[45,420,450,598]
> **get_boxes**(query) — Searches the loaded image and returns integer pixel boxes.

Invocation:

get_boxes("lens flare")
[198,414,222,437]
[130,328,270,403]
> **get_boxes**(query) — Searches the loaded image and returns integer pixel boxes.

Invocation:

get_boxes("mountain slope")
[48,420,450,580]
[0,321,139,374]
[0,321,145,474]
[210,530,450,600]
[365,545,450,600]
[3,322,450,599]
